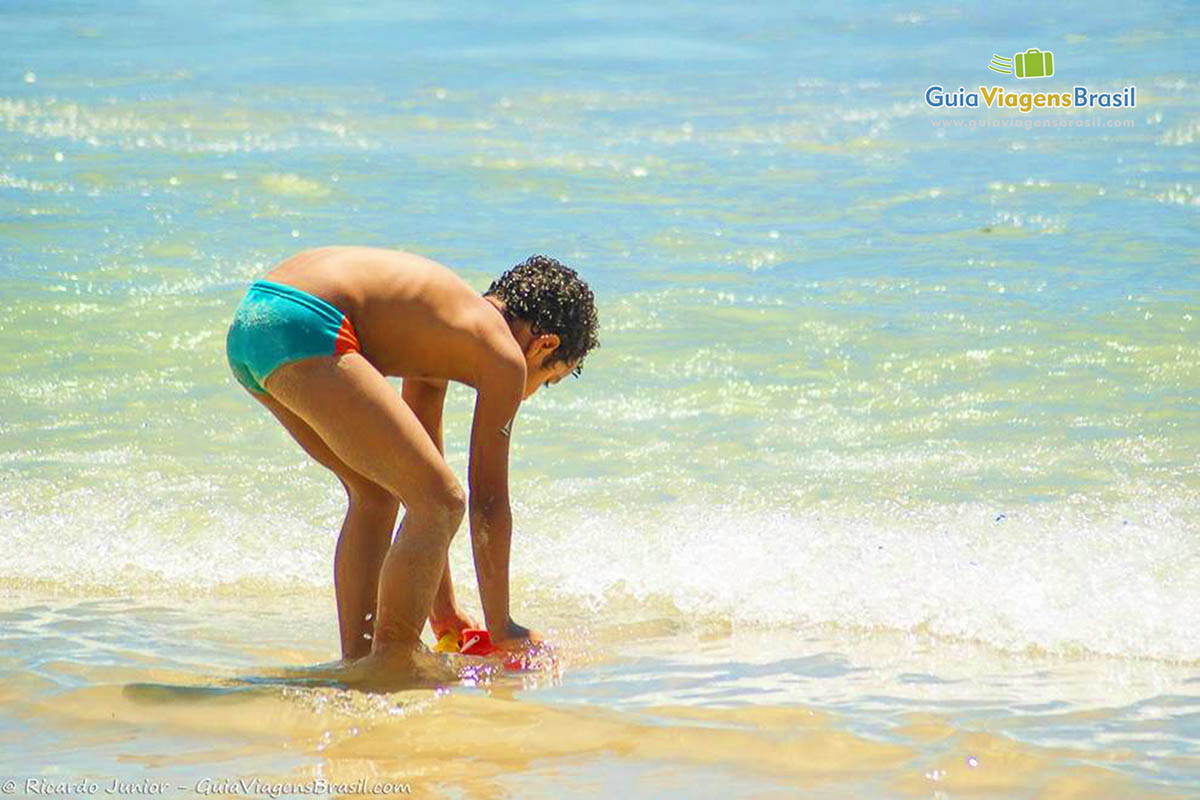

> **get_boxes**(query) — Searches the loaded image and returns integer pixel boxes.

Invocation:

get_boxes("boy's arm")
[401,377,448,450]
[467,359,524,641]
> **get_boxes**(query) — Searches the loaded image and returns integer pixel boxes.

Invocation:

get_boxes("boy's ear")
[523,332,558,363]
[535,332,561,357]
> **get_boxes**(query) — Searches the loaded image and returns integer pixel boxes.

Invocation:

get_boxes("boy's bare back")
[265,245,520,387]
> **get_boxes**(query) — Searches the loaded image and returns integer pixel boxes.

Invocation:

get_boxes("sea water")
[1,1,1197,797]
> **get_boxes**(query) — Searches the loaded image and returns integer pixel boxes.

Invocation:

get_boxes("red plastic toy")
[458,628,528,671]
[458,628,496,656]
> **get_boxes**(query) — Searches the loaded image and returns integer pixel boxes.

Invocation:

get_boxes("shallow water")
[2,593,1197,797]
[1,0,1197,796]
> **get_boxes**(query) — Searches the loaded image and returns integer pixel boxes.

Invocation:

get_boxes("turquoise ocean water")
[1,1,1198,796]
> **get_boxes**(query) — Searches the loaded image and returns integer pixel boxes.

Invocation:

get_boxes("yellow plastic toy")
[433,631,461,654]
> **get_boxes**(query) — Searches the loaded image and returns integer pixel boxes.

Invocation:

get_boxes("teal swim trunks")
[225,280,362,394]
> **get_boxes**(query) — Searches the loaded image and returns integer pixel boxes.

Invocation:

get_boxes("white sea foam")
[520,496,1200,662]
[2,471,1195,662]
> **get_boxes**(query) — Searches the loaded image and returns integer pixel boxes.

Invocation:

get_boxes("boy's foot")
[332,644,458,692]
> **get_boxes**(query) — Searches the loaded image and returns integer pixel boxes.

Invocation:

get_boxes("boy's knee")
[414,482,466,534]
[437,483,467,525]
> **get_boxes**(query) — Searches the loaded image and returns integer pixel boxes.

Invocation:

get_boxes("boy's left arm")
[467,360,531,645]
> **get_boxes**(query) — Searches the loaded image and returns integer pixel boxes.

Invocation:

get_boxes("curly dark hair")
[484,254,599,375]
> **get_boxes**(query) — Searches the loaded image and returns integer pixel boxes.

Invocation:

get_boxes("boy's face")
[522,333,578,399]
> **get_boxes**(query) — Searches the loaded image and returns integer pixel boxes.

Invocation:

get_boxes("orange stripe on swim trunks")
[334,316,360,355]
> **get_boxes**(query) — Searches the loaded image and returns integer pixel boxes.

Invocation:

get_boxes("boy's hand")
[429,608,479,642]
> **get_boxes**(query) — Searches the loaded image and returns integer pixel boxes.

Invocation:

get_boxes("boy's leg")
[263,352,466,657]
[251,391,398,660]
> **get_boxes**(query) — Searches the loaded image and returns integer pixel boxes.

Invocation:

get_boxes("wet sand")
[2,590,1194,798]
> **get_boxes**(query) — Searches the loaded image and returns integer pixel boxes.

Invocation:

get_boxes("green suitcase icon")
[1014,48,1053,79]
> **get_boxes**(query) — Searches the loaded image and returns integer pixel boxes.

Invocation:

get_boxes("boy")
[225,247,599,676]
